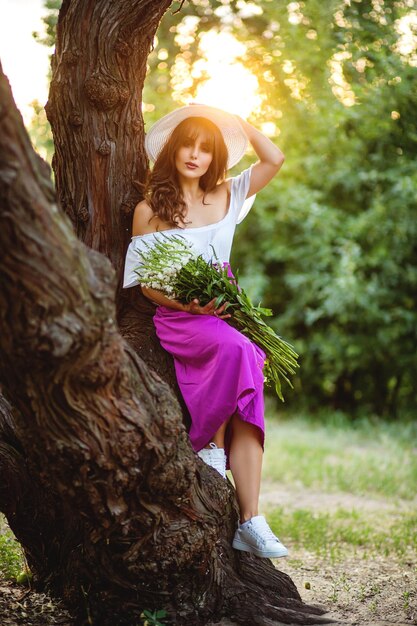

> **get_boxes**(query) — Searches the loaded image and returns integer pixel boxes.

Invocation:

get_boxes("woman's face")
[175,130,213,179]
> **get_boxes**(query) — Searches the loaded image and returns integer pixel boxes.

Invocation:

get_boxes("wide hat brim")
[145,103,248,170]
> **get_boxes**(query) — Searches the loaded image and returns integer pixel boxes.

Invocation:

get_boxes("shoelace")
[250,518,279,542]
[208,447,226,473]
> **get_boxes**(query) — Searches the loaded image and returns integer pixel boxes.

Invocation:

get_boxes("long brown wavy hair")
[144,116,228,228]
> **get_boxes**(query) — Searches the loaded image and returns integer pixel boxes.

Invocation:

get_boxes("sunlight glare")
[328,51,356,107]
[394,11,417,66]
[194,63,261,119]
[172,31,262,119]
[261,122,279,137]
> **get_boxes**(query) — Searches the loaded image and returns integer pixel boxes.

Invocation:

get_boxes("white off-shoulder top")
[123,165,255,289]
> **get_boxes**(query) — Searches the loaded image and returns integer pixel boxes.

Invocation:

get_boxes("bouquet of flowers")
[134,234,299,400]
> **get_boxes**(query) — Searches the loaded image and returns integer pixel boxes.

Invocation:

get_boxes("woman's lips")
[185,162,198,169]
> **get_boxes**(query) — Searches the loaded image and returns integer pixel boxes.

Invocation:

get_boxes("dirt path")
[255,484,417,626]
[260,482,417,517]
[274,546,416,626]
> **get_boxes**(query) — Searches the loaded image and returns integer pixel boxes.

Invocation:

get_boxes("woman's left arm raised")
[234,115,285,197]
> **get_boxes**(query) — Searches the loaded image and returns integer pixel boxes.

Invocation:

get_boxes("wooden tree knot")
[78,206,89,222]
[120,201,135,217]
[118,85,129,105]
[114,40,131,58]
[131,119,142,133]
[97,141,112,156]
[84,75,129,112]
[69,110,83,127]
[62,50,80,66]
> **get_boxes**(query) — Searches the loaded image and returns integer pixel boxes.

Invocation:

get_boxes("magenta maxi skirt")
[153,305,266,464]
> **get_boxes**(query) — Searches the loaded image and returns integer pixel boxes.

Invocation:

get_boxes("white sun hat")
[144,103,249,170]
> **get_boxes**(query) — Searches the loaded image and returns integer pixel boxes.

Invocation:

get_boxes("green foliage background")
[29,0,417,417]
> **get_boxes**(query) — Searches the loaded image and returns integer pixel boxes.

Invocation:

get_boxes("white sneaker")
[197,443,227,478]
[232,515,288,558]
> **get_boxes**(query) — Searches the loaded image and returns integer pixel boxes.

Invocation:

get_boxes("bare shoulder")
[132,200,157,236]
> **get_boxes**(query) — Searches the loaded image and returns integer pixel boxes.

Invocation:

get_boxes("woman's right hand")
[184,298,231,319]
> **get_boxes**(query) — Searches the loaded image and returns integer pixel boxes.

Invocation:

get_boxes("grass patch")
[263,413,417,500]
[0,519,25,579]
[268,506,417,560]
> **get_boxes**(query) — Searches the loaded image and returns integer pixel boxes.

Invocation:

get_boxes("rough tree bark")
[0,2,331,625]
[46,0,189,413]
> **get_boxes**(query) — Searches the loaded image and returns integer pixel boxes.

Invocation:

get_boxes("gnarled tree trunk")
[0,2,330,624]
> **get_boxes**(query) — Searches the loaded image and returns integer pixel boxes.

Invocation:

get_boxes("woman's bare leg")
[201,419,228,449]
[212,419,228,448]
[228,415,263,523]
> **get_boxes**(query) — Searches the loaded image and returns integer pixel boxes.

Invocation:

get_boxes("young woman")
[123,104,287,559]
